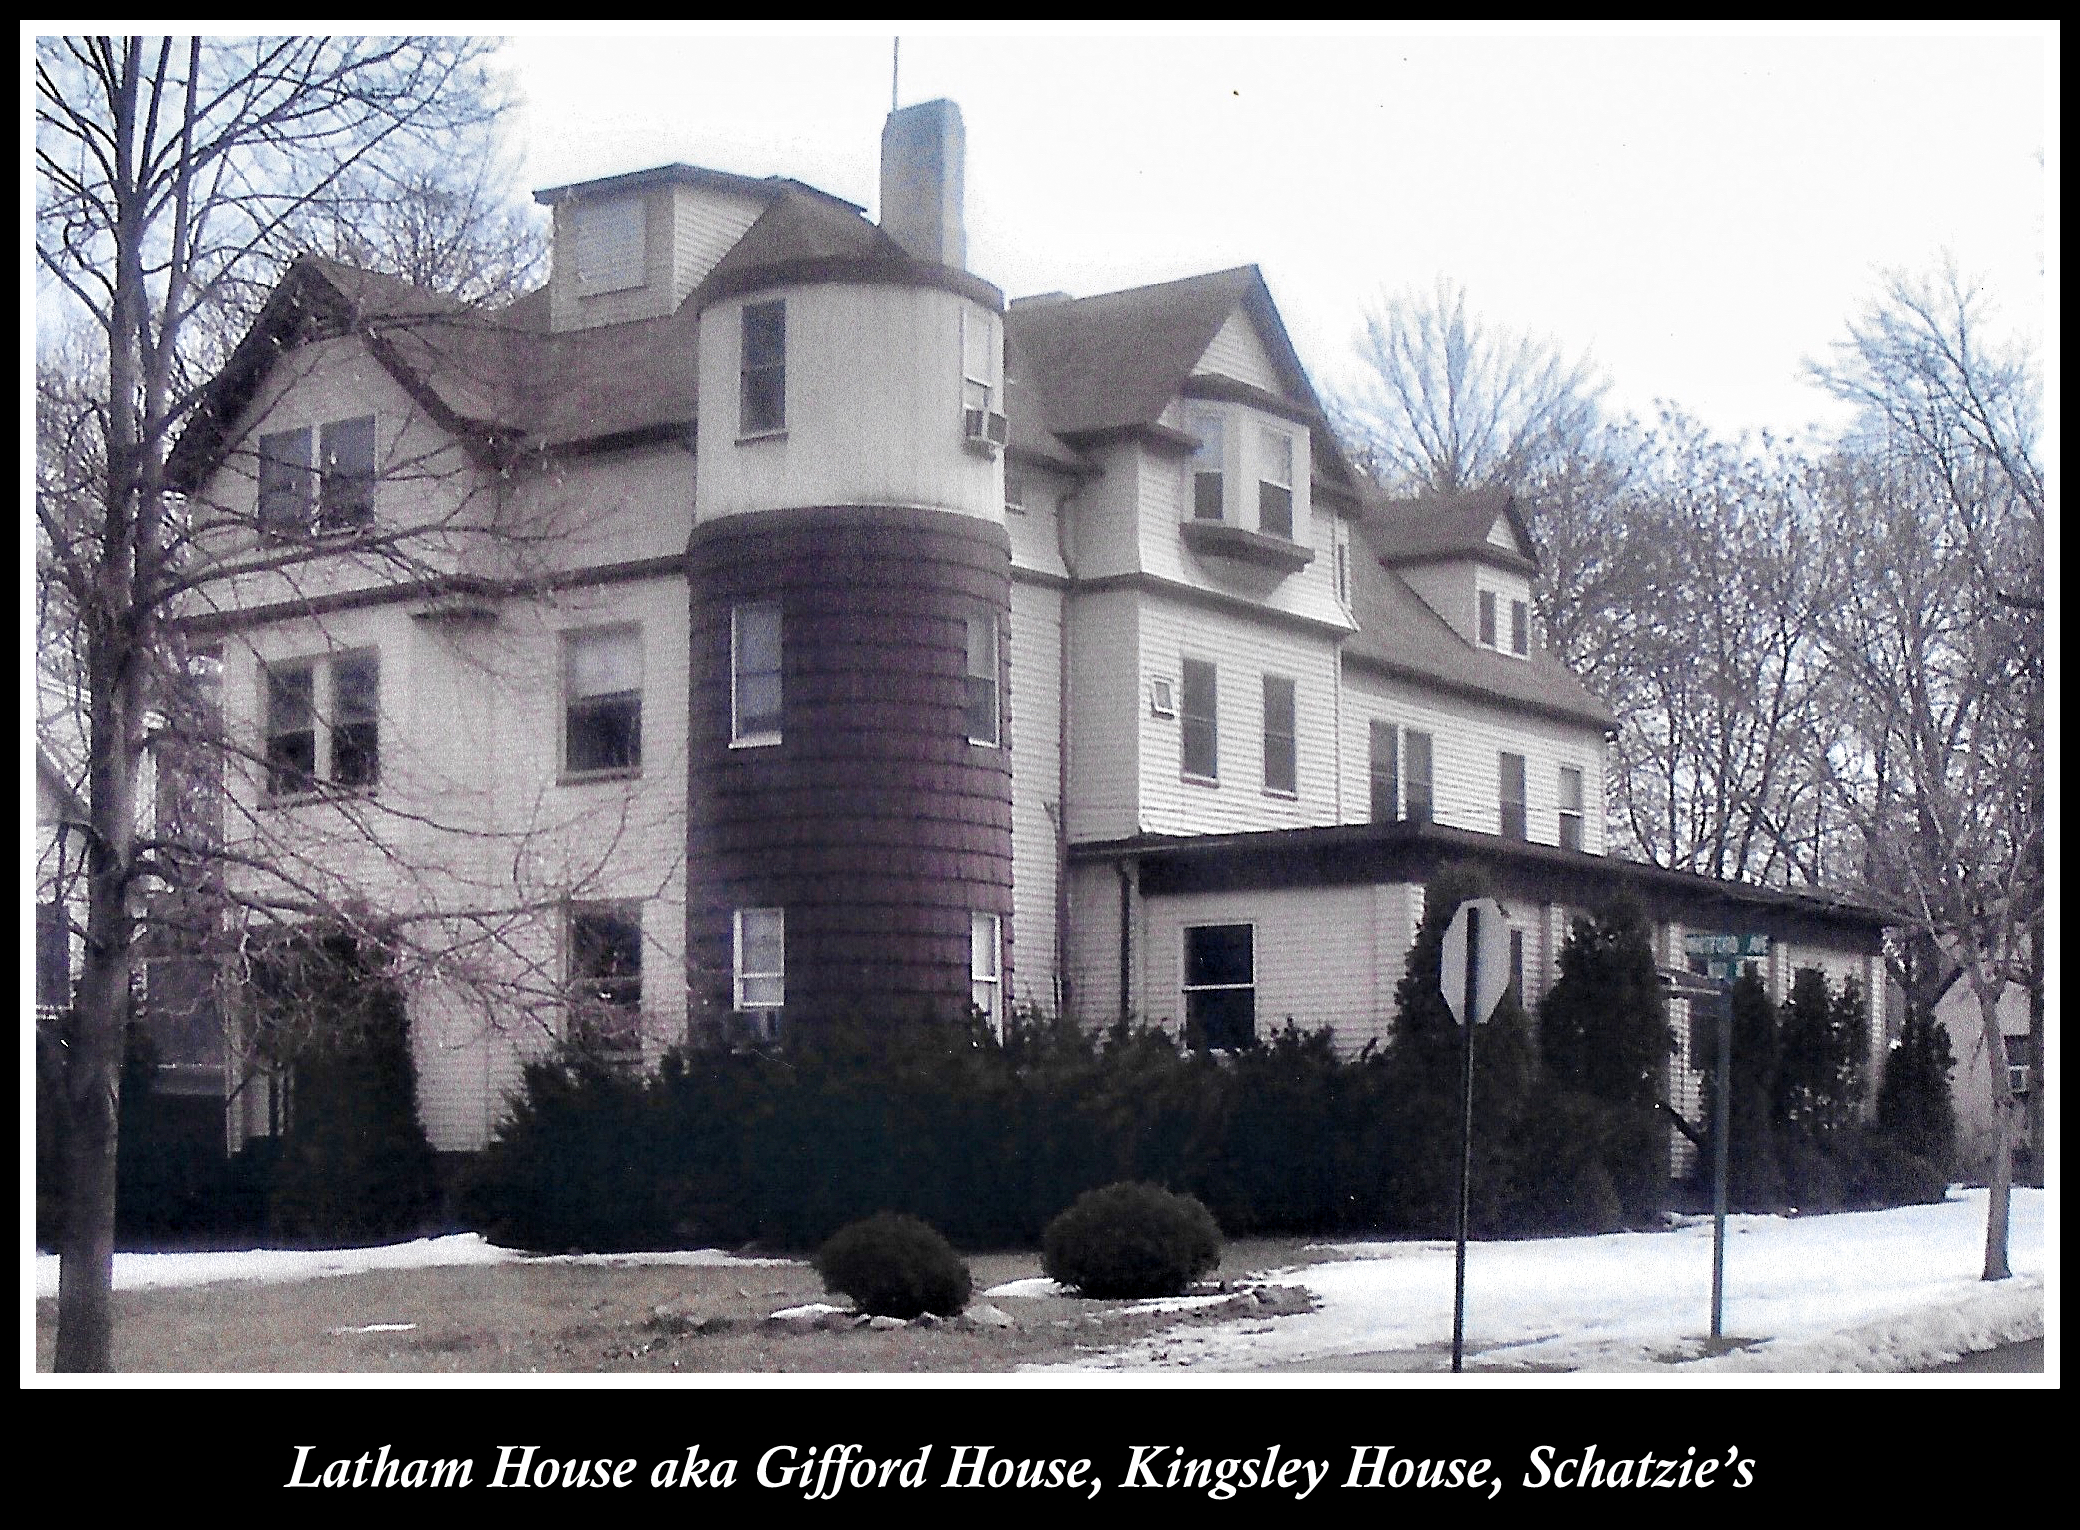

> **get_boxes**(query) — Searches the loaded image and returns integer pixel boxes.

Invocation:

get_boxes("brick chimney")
[880,98,966,269]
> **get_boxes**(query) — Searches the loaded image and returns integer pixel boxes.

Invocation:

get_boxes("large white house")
[167,100,1891,1159]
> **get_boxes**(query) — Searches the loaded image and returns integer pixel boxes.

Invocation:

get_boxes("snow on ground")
[1025,1189,2046,1374]
[30,1234,793,1300]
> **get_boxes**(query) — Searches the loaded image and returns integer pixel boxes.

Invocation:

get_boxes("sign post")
[1680,932,1769,1346]
[1440,898,1509,1373]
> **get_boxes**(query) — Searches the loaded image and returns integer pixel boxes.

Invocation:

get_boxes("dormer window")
[1188,409,1225,520]
[1511,599,1530,656]
[1479,590,1499,648]
[1257,428,1293,539]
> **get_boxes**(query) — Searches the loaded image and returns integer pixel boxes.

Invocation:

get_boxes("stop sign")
[1440,898,1512,1027]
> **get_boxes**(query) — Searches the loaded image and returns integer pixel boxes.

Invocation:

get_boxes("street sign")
[1682,932,1769,982]
[1441,898,1511,1027]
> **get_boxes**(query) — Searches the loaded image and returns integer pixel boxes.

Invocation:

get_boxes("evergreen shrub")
[1875,1011,1957,1172]
[1042,1181,1222,1298]
[813,1212,972,1318]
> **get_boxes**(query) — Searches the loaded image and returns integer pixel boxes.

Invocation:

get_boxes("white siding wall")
[1064,588,1139,842]
[217,576,690,1152]
[1193,310,1284,393]
[1009,577,1062,1008]
[549,184,765,333]
[695,284,1004,523]
[1064,859,1126,1024]
[1138,591,1341,837]
[1340,665,1607,852]
[1134,883,1419,1057]
[196,336,491,610]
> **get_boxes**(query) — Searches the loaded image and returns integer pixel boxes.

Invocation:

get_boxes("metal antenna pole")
[1452,905,1478,1374]
[892,37,900,112]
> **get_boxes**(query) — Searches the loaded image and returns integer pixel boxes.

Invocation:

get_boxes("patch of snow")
[329,1323,417,1335]
[1121,1292,1257,1314]
[1028,1189,2045,1375]
[32,1233,796,1300]
[982,1276,1068,1298]
[767,1303,848,1321]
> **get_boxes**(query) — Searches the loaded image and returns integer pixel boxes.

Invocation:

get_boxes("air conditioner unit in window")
[963,408,1009,456]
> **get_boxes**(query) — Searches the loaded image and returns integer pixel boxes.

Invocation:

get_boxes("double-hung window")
[731,602,783,746]
[569,902,642,1060]
[1184,923,1255,1051]
[1262,674,1296,795]
[1511,599,1530,656]
[970,912,1003,1038]
[734,907,785,1033]
[1404,730,1434,824]
[1187,410,1225,521]
[965,613,1000,746]
[1478,590,1499,649]
[259,416,376,537]
[739,300,786,437]
[2003,1034,2030,1099]
[1500,751,1528,840]
[1257,429,1294,538]
[564,628,642,775]
[265,652,380,796]
[1558,765,1585,851]
[1180,659,1219,781]
[1369,720,1400,823]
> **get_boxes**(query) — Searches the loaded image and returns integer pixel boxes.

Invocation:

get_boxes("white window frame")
[1182,921,1256,1051]
[1186,408,1226,522]
[1180,657,1219,783]
[970,911,1003,1039]
[739,299,787,439]
[733,907,786,1015]
[730,601,783,747]
[562,625,644,778]
[961,307,999,415]
[1261,672,1297,797]
[1256,427,1294,539]
[965,612,1001,747]
[1500,751,1528,840]
[258,414,378,539]
[1558,765,1585,851]
[1478,589,1499,649]
[570,197,647,296]
[568,899,644,1061]
[262,649,380,798]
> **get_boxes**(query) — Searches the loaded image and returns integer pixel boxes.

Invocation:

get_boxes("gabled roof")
[166,255,702,493]
[36,744,87,827]
[1364,482,1538,572]
[532,162,863,216]
[1344,513,1615,732]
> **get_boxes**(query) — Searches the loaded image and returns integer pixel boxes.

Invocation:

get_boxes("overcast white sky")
[499,25,2053,444]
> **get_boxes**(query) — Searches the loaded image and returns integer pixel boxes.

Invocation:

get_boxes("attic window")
[571,197,646,295]
[259,417,375,539]
[1511,599,1530,656]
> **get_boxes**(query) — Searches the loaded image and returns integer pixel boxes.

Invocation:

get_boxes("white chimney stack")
[880,98,966,270]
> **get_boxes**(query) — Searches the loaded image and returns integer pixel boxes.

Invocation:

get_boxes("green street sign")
[1683,932,1769,982]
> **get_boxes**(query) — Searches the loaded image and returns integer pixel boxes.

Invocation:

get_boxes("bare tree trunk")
[1976,981,2012,1281]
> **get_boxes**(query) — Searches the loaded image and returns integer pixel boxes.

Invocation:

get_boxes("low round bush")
[1042,1181,1222,1298]
[814,1213,972,1318]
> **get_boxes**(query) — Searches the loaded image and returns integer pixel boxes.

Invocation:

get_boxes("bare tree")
[1808,267,2044,1280]
[1338,276,1607,497]
[33,33,526,1372]
[1581,414,1850,887]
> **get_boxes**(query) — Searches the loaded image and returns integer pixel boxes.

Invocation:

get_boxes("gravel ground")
[32,1238,1332,1374]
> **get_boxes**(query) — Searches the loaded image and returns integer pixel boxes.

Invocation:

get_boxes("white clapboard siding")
[1065,587,1141,842]
[1135,883,1422,1058]
[670,185,766,300]
[1340,666,1608,853]
[220,576,692,1151]
[1137,589,1343,837]
[1193,308,1284,394]
[1006,464,1070,579]
[1064,859,1127,1024]
[1009,578,1063,1006]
